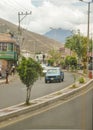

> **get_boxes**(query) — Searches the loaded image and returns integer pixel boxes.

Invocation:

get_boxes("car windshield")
[47,69,60,74]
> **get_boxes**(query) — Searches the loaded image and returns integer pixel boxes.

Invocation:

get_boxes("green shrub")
[70,84,77,88]
[79,77,85,83]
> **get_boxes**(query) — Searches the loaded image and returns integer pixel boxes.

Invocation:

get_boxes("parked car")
[45,67,64,83]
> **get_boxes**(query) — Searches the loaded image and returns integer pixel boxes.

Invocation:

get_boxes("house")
[0,33,20,75]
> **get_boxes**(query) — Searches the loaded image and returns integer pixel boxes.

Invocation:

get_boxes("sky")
[0,0,93,36]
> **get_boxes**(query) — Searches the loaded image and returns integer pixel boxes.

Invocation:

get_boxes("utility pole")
[18,11,32,34]
[79,0,93,77]
[18,11,32,49]
[87,2,90,58]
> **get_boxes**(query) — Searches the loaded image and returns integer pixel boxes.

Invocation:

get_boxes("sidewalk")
[0,74,17,85]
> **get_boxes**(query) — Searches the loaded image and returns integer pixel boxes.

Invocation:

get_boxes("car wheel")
[58,79,61,83]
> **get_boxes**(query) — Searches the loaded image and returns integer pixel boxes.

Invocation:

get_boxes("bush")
[79,77,85,83]
[70,83,79,89]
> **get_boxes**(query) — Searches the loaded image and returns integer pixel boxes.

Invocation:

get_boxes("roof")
[0,33,16,43]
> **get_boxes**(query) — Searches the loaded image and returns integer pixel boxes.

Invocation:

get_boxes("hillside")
[0,18,63,53]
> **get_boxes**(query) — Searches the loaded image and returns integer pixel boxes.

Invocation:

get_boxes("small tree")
[60,59,65,69]
[17,57,42,105]
[65,56,77,71]
[48,49,62,66]
[48,58,55,66]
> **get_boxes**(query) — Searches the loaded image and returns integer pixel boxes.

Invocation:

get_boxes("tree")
[48,59,55,66]
[65,56,77,71]
[60,59,65,69]
[65,56,71,67]
[65,30,92,73]
[17,57,42,105]
[65,32,83,59]
[48,49,62,66]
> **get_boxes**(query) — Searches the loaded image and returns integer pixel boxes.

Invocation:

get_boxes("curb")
[0,79,93,122]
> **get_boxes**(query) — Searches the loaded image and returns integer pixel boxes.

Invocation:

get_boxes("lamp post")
[79,0,93,77]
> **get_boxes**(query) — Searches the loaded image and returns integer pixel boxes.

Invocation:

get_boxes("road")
[0,72,74,109]
[0,82,93,130]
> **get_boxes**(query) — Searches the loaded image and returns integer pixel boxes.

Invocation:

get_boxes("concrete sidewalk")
[0,74,17,85]
[0,78,93,122]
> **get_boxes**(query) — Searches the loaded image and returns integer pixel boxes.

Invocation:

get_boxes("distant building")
[21,50,48,64]
[21,50,32,58]
[35,53,48,64]
[59,47,71,58]
[0,33,20,74]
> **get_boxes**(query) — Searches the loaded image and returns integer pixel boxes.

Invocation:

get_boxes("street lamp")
[79,0,93,77]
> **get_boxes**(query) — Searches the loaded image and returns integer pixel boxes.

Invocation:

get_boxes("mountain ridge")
[0,18,63,53]
[44,28,72,43]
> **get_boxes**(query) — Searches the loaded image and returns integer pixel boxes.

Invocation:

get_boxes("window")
[0,42,7,51]
[8,43,13,51]
[2,43,7,51]
[0,43,2,51]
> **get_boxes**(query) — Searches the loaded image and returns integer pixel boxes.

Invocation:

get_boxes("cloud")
[0,0,32,24]
[0,0,93,35]
[30,0,89,34]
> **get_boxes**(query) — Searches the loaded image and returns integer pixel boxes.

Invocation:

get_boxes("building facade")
[0,33,20,75]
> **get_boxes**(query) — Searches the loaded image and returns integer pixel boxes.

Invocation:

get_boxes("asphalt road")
[0,82,92,130]
[0,72,74,109]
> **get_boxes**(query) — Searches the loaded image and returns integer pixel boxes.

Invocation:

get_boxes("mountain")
[0,18,63,53]
[44,28,72,43]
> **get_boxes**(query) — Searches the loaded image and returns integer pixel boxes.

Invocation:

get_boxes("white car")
[43,66,52,74]
[40,64,52,74]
